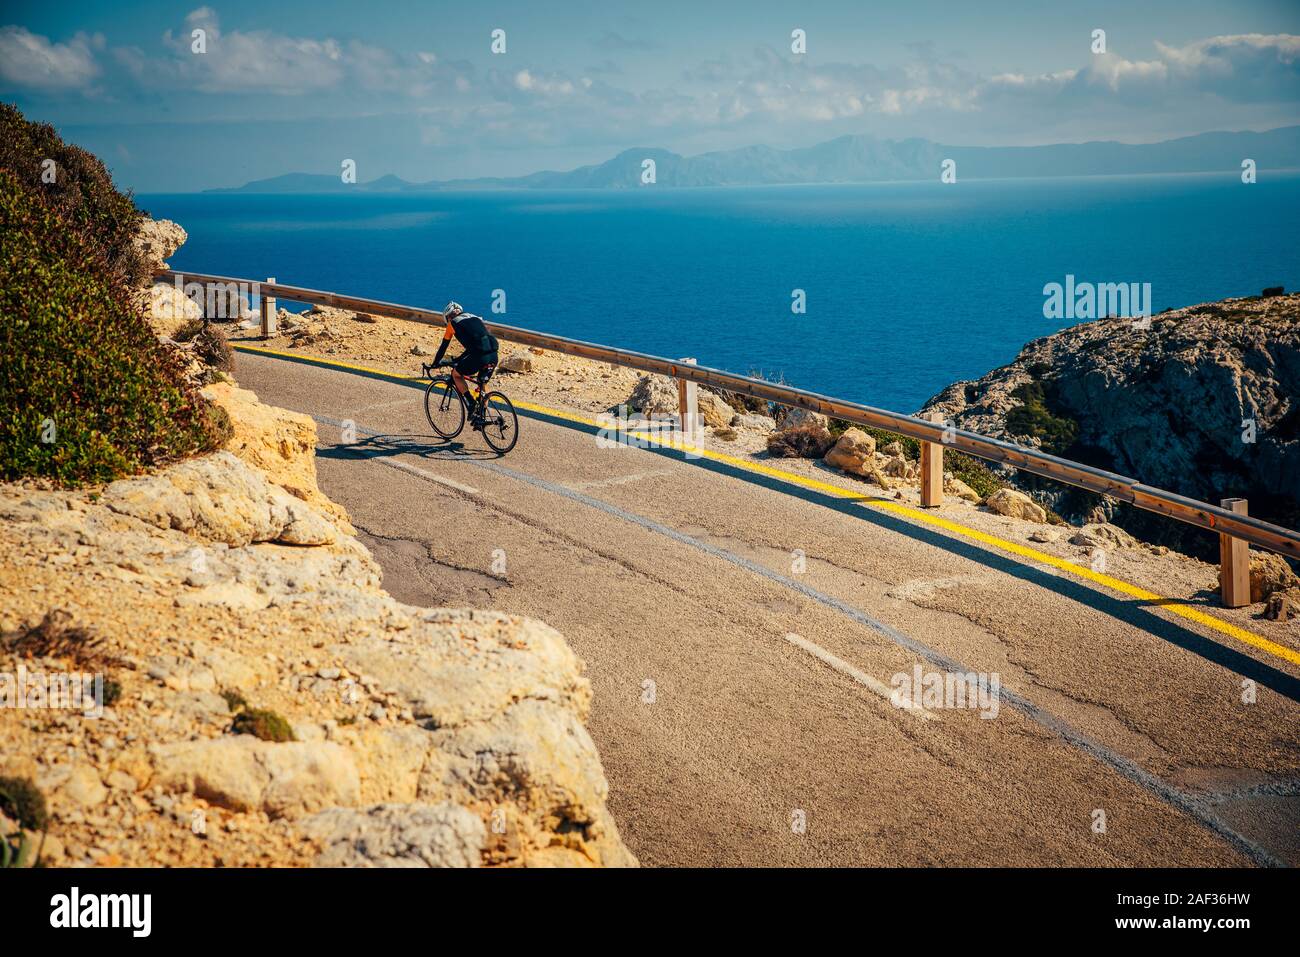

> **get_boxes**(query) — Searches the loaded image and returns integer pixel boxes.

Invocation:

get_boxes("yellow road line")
[233,344,1300,669]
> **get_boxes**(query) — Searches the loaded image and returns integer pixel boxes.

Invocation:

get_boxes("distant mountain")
[211,126,1300,193]
[208,171,416,193]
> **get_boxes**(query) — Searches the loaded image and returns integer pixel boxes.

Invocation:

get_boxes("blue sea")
[142,173,1300,412]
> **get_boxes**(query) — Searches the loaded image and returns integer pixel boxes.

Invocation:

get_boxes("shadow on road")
[317,432,503,462]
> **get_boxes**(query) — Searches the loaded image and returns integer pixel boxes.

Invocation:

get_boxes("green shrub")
[101,677,122,707]
[718,368,787,415]
[0,777,48,832]
[231,708,296,742]
[174,319,235,373]
[0,103,148,290]
[767,423,834,458]
[1005,381,1079,454]
[221,689,248,713]
[0,106,227,486]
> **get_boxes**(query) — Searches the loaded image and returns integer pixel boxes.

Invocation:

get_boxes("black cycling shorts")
[454,351,497,378]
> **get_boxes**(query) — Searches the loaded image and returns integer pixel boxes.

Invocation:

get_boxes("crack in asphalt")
[352,520,512,587]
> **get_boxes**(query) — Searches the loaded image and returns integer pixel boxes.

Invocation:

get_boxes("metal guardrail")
[159,269,1300,569]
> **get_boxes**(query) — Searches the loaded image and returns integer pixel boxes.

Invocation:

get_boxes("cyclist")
[430,301,499,425]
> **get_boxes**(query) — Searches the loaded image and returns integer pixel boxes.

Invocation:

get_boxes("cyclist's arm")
[431,319,455,365]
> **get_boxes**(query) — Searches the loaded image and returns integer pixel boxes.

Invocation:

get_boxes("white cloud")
[980,33,1299,107]
[156,8,344,94]
[0,26,102,91]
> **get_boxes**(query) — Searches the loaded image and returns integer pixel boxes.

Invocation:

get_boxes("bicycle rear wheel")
[479,391,519,454]
[425,377,466,439]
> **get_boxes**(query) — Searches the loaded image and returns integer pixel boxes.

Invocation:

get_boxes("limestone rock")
[780,407,829,430]
[823,428,877,474]
[102,452,337,547]
[499,354,534,373]
[985,488,1048,523]
[732,412,776,431]
[1069,523,1138,550]
[146,282,203,338]
[133,217,187,274]
[625,374,679,416]
[304,802,486,867]
[625,374,731,429]
[202,381,353,531]
[42,764,107,808]
[1250,553,1300,604]
[151,737,361,818]
[945,478,982,502]
[1264,587,1300,621]
[697,391,734,429]
[330,610,590,728]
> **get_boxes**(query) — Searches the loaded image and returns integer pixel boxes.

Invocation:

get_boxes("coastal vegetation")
[0,104,226,486]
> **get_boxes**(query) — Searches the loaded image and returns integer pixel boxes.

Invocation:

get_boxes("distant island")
[210,126,1300,193]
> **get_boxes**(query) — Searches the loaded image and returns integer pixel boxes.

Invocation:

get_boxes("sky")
[2,0,1299,191]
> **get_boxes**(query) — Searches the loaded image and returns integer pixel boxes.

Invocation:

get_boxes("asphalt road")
[235,348,1300,867]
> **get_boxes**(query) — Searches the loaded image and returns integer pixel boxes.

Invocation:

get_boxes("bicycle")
[421,359,519,454]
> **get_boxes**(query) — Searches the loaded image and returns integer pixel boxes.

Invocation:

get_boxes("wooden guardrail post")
[677,357,698,441]
[260,277,277,339]
[1219,497,1250,608]
[920,411,944,508]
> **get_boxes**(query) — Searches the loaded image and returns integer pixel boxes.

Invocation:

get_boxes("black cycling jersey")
[450,313,497,356]
[432,311,499,369]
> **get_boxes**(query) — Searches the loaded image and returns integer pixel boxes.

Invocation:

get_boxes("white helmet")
[443,301,463,319]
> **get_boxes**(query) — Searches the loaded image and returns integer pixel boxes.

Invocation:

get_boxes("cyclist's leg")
[454,353,487,421]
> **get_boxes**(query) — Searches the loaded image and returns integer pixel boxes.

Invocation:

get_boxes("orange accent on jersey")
[442,322,455,340]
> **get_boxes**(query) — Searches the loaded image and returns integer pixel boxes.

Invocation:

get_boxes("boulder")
[202,381,353,531]
[102,451,338,547]
[697,391,734,429]
[133,217,187,275]
[303,802,486,867]
[499,354,533,373]
[147,282,202,338]
[984,488,1048,523]
[732,412,776,431]
[1250,553,1300,604]
[779,407,828,430]
[883,455,915,479]
[625,374,679,416]
[823,428,877,474]
[1264,587,1300,621]
[39,763,107,809]
[945,478,982,502]
[918,293,1300,552]
[202,284,254,323]
[151,737,361,819]
[1069,523,1137,550]
[626,374,731,428]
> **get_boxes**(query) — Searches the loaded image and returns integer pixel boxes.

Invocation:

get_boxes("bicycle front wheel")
[479,391,519,454]
[425,376,466,439]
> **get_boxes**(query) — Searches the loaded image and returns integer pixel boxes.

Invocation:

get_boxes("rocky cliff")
[920,292,1300,556]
